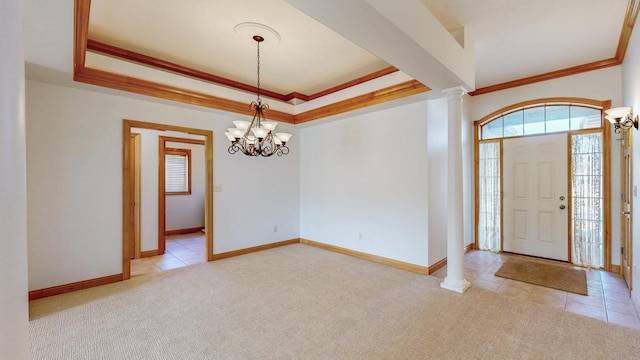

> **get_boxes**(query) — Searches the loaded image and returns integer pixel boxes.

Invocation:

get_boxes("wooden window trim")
[474,98,610,128]
[165,148,192,195]
[476,100,608,140]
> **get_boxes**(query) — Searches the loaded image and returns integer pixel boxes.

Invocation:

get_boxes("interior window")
[165,148,191,195]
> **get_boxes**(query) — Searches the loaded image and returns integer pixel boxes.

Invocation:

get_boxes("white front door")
[503,133,569,261]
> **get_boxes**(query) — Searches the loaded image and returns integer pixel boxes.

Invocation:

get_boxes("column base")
[440,277,471,294]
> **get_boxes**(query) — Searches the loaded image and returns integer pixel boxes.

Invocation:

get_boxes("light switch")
[214,184,222,192]
[634,185,638,197]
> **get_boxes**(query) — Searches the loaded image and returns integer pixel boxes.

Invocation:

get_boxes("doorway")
[159,136,206,255]
[122,119,214,280]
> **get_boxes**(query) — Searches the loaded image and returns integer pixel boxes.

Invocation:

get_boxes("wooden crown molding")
[616,0,640,62]
[74,0,421,124]
[301,66,399,101]
[294,80,429,124]
[86,39,399,103]
[86,39,288,102]
[76,0,630,118]
[73,0,90,73]
[74,66,427,125]
[74,66,297,123]
[468,58,620,97]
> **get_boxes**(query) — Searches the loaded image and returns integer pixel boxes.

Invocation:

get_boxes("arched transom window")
[480,103,602,140]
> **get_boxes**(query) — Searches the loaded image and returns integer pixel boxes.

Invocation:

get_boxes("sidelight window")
[571,132,604,268]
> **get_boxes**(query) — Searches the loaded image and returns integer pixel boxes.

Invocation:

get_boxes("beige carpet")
[29,244,640,359]
[495,258,588,295]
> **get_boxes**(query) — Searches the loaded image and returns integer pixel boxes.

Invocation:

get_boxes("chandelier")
[225,35,292,157]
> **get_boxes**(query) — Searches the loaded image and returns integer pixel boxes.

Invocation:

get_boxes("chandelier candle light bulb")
[227,32,292,157]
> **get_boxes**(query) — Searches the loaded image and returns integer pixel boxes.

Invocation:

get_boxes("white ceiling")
[26,0,633,109]
[421,0,628,87]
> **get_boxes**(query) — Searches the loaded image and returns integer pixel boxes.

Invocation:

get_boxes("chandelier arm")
[245,103,260,137]
[228,144,240,154]
[621,114,636,129]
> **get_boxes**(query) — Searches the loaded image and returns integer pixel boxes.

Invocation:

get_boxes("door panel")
[503,134,569,261]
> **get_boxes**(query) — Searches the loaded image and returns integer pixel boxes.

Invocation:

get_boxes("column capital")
[441,86,466,101]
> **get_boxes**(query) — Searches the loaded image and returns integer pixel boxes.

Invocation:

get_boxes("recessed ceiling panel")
[88,0,390,95]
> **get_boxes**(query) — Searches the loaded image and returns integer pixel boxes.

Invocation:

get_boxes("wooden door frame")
[473,98,612,270]
[122,120,214,280]
[130,132,142,259]
[158,136,206,255]
[620,129,633,289]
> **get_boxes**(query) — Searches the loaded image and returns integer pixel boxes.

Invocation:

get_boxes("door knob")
[559,205,566,210]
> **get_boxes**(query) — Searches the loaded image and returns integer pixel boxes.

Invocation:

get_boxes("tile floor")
[131,237,640,331]
[431,250,640,330]
[130,232,206,277]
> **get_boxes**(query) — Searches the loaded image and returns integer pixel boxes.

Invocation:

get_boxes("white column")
[440,86,470,294]
[0,0,29,358]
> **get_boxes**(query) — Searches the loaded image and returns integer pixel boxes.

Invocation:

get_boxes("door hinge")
[621,246,624,255]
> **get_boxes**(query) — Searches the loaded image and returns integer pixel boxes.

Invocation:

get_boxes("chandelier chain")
[256,39,261,101]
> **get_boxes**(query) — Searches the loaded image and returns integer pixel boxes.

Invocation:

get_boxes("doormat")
[495,258,588,295]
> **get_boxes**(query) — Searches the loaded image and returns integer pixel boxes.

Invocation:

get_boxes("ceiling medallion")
[225,33,292,157]
[233,22,281,44]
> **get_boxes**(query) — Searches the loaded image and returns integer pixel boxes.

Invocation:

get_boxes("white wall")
[462,94,474,248]
[0,0,28,358]
[468,67,623,121]
[26,80,300,290]
[136,128,162,252]
[621,24,640,309]
[468,67,624,265]
[300,101,431,266]
[165,141,205,232]
[426,97,449,265]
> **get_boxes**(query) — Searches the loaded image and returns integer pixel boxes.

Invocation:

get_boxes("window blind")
[165,153,188,193]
